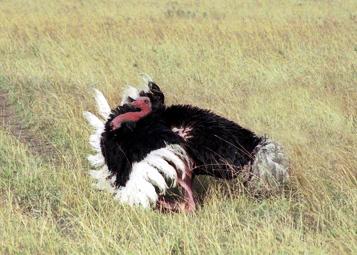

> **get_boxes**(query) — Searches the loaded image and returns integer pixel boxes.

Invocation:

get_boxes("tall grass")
[0,0,356,254]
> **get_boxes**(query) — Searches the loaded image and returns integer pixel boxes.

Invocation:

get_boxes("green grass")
[0,0,356,254]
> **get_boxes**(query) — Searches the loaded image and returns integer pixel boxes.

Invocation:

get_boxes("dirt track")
[0,89,58,161]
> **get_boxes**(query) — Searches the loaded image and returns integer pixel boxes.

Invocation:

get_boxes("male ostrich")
[84,78,289,212]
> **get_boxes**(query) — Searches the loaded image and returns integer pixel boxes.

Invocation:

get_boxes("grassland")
[0,0,356,254]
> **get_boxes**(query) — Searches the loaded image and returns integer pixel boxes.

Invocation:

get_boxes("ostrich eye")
[144,99,149,104]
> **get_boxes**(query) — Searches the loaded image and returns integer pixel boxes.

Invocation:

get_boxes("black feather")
[161,105,262,178]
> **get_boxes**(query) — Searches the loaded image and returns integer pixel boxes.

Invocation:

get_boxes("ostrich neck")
[130,107,150,120]
[111,106,151,130]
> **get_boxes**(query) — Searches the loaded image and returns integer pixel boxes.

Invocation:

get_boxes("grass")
[0,0,356,254]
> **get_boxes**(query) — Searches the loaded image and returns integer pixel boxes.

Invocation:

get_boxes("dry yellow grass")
[0,0,356,254]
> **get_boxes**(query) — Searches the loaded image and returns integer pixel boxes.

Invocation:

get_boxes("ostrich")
[84,78,289,212]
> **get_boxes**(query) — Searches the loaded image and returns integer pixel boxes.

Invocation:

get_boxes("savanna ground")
[0,0,356,254]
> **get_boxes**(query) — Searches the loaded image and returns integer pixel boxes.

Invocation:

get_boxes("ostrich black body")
[101,81,262,188]
[162,105,262,179]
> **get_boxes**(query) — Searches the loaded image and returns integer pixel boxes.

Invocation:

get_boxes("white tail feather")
[89,167,116,194]
[94,89,111,119]
[89,131,102,152]
[249,139,289,191]
[87,153,105,168]
[83,111,104,130]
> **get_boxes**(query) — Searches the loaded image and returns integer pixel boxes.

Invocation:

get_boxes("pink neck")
[131,108,150,119]
[111,106,151,130]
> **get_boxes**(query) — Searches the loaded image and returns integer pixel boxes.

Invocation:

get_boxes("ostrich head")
[111,96,152,130]
[131,96,152,111]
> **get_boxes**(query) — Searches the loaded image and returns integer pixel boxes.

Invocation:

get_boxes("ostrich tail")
[248,138,290,192]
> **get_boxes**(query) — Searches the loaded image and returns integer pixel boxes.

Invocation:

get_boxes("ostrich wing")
[85,85,190,209]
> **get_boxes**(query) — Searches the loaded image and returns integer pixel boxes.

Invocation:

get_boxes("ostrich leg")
[177,175,195,212]
[157,172,196,213]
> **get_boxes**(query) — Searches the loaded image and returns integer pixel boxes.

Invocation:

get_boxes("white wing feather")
[83,111,104,130]
[94,89,111,120]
